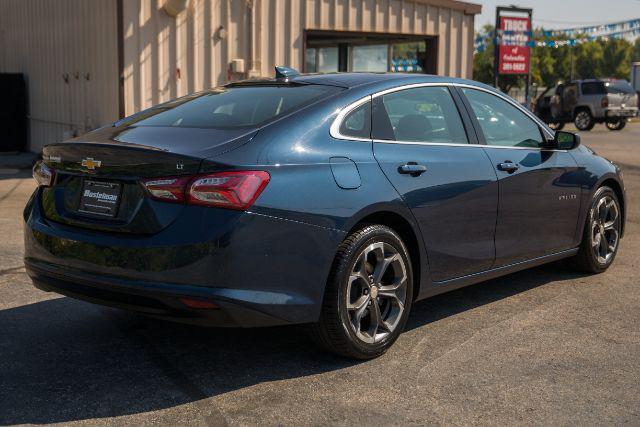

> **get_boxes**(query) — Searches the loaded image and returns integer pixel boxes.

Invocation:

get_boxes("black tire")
[606,119,626,131]
[574,109,595,131]
[569,186,622,273]
[548,121,564,131]
[311,224,413,359]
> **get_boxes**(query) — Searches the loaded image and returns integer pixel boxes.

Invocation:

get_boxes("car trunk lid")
[40,126,257,234]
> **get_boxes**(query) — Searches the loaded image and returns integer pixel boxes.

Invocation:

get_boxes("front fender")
[571,145,626,240]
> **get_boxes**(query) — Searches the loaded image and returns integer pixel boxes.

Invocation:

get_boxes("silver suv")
[535,79,638,131]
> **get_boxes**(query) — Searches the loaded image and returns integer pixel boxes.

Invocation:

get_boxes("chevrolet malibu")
[24,69,626,359]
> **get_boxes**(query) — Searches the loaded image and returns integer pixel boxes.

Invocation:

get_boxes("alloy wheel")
[575,111,591,130]
[346,242,408,344]
[590,195,620,264]
[606,119,625,131]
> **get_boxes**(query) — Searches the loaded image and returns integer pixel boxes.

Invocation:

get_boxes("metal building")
[0,0,481,152]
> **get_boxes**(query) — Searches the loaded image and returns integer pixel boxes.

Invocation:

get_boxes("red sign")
[498,16,530,74]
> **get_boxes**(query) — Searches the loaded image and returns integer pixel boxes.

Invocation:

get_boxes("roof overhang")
[413,0,482,15]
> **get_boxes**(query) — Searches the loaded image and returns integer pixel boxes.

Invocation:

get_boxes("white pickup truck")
[535,79,638,131]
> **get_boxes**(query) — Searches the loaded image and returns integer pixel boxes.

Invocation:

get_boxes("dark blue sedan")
[25,68,626,359]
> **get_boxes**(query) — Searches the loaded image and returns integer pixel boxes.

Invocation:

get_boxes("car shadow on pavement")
[0,262,585,425]
[405,261,584,331]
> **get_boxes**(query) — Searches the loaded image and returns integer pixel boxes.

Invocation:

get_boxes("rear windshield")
[581,80,635,95]
[127,84,342,129]
[606,80,635,94]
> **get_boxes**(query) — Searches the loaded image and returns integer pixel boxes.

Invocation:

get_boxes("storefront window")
[318,47,339,73]
[391,42,426,73]
[305,36,431,74]
[349,44,388,72]
[305,48,317,73]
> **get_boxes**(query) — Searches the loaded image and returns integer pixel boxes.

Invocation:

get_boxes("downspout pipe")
[116,0,125,118]
[247,0,260,78]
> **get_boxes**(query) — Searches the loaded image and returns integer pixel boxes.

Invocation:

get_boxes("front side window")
[462,88,544,148]
[372,86,468,144]
[541,86,555,98]
[564,84,578,103]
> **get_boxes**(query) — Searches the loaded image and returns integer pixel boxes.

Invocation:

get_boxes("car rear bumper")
[25,259,293,327]
[24,188,345,326]
[605,108,638,118]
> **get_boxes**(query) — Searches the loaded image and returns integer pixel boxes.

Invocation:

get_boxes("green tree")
[632,38,640,62]
[600,38,633,78]
[574,39,604,79]
[530,45,553,86]
[547,35,572,83]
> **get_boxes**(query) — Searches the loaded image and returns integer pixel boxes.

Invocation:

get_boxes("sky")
[474,0,640,32]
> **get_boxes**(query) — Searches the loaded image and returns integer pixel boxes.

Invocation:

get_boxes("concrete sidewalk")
[0,151,38,171]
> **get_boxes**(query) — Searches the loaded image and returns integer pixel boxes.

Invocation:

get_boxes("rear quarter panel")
[202,87,429,299]
[205,89,414,232]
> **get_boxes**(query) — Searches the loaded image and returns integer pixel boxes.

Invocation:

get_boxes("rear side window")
[582,82,606,95]
[339,102,371,139]
[128,85,342,129]
[462,88,543,148]
[372,86,468,144]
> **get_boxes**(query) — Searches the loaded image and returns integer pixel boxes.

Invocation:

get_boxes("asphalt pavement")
[0,122,638,426]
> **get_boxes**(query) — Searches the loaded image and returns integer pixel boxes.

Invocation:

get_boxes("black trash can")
[0,73,28,152]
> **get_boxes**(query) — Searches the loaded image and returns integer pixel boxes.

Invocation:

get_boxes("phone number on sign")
[501,63,526,71]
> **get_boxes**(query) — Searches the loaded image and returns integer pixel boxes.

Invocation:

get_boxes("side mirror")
[552,130,580,150]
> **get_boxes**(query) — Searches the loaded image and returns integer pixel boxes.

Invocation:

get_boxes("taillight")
[188,171,270,210]
[32,161,55,187]
[178,297,220,309]
[142,171,270,210]
[143,176,191,203]
[601,96,609,108]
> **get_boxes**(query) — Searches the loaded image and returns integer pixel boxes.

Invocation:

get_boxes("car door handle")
[497,161,519,173]
[398,163,428,176]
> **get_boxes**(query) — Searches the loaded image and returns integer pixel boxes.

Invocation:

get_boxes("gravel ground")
[0,123,638,426]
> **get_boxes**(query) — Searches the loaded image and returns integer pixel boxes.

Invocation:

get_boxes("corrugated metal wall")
[124,0,479,115]
[0,0,119,152]
[0,0,478,151]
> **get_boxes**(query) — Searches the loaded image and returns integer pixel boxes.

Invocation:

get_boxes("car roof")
[292,72,412,87]
[229,72,492,91]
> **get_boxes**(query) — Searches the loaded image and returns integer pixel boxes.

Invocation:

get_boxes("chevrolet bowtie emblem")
[81,157,102,170]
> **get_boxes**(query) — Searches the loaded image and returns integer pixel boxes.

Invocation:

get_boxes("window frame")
[331,83,556,150]
[455,86,548,149]
[369,85,474,145]
[338,100,372,140]
[330,96,373,142]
